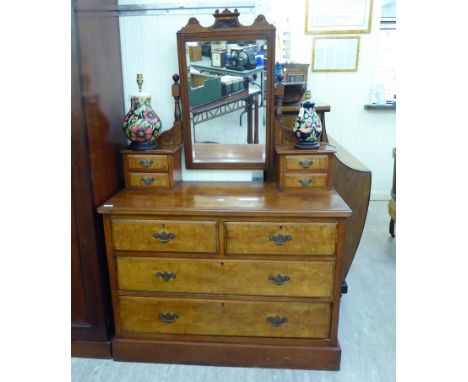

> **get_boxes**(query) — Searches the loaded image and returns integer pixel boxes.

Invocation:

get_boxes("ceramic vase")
[122,74,162,150]
[293,101,322,149]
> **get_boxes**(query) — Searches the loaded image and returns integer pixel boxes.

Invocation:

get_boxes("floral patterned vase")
[293,101,322,149]
[122,74,162,150]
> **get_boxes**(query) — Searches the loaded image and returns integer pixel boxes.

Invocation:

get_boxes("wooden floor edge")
[111,338,341,370]
[72,340,112,359]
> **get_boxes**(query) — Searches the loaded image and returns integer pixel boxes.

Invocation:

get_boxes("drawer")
[225,222,337,256]
[128,173,169,189]
[285,155,329,172]
[283,173,328,190]
[119,296,331,339]
[117,257,335,298]
[127,154,168,171]
[111,220,218,253]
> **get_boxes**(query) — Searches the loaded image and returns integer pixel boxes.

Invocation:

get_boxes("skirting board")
[112,338,341,370]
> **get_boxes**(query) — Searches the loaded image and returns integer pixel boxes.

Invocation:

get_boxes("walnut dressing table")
[97,9,352,370]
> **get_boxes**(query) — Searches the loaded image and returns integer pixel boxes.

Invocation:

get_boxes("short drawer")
[225,222,337,256]
[116,257,335,298]
[283,173,328,190]
[127,154,168,171]
[128,173,169,189]
[285,155,329,172]
[119,296,331,339]
[111,220,218,253]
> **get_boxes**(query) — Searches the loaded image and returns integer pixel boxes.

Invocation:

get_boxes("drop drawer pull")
[298,178,312,186]
[298,159,313,168]
[159,312,179,323]
[139,159,154,167]
[155,271,177,282]
[269,234,292,246]
[141,177,155,185]
[153,231,175,243]
[267,316,288,327]
[268,274,291,285]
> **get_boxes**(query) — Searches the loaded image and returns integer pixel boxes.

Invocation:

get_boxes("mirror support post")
[274,73,285,145]
[158,74,183,146]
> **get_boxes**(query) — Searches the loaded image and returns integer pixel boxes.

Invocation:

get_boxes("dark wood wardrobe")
[71,0,126,357]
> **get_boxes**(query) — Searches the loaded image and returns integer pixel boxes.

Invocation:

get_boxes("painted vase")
[293,101,322,149]
[122,74,162,150]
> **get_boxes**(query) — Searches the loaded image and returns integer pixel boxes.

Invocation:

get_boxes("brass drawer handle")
[159,312,179,323]
[298,159,313,168]
[268,274,291,285]
[269,234,292,246]
[267,316,288,327]
[153,231,175,243]
[141,176,155,185]
[139,159,154,168]
[298,178,312,186]
[155,271,177,282]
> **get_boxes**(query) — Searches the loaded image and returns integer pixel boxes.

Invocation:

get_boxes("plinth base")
[111,338,341,370]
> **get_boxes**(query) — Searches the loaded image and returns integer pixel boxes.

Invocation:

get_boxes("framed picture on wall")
[305,0,373,34]
[312,36,360,72]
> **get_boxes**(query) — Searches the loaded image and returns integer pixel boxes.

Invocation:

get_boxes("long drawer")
[111,219,218,253]
[225,222,337,256]
[116,257,335,298]
[119,296,331,339]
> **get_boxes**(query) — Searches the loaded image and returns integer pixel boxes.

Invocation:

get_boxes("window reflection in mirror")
[185,40,267,164]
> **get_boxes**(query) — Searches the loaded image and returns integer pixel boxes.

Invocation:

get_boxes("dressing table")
[98,9,352,370]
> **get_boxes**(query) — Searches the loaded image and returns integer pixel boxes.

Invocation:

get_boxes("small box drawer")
[111,219,218,253]
[128,173,169,189]
[127,154,168,171]
[225,222,337,256]
[285,155,329,172]
[283,173,328,190]
[117,257,335,298]
[119,296,332,339]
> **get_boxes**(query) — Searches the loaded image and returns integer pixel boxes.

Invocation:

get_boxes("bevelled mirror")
[176,9,276,170]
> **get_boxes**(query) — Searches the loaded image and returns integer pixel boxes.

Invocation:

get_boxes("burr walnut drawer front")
[119,296,332,339]
[127,173,169,189]
[282,173,328,190]
[225,222,337,256]
[116,257,335,298]
[285,155,329,172]
[126,154,168,171]
[111,219,218,253]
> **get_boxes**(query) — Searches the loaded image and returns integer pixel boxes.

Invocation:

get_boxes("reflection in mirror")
[185,40,267,164]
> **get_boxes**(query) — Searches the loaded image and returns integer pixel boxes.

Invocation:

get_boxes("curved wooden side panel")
[327,136,371,278]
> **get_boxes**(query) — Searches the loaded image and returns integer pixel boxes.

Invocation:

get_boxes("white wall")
[118,0,395,198]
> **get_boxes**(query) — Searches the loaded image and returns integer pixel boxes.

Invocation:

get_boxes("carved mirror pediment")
[176,9,276,170]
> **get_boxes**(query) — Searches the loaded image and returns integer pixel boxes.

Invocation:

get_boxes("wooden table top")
[98,182,352,218]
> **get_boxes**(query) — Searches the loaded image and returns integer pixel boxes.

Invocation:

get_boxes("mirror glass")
[185,39,267,164]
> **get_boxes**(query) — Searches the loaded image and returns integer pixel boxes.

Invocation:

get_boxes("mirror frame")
[176,9,276,170]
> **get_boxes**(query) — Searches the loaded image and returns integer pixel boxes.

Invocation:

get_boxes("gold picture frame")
[305,0,373,35]
[312,36,360,72]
